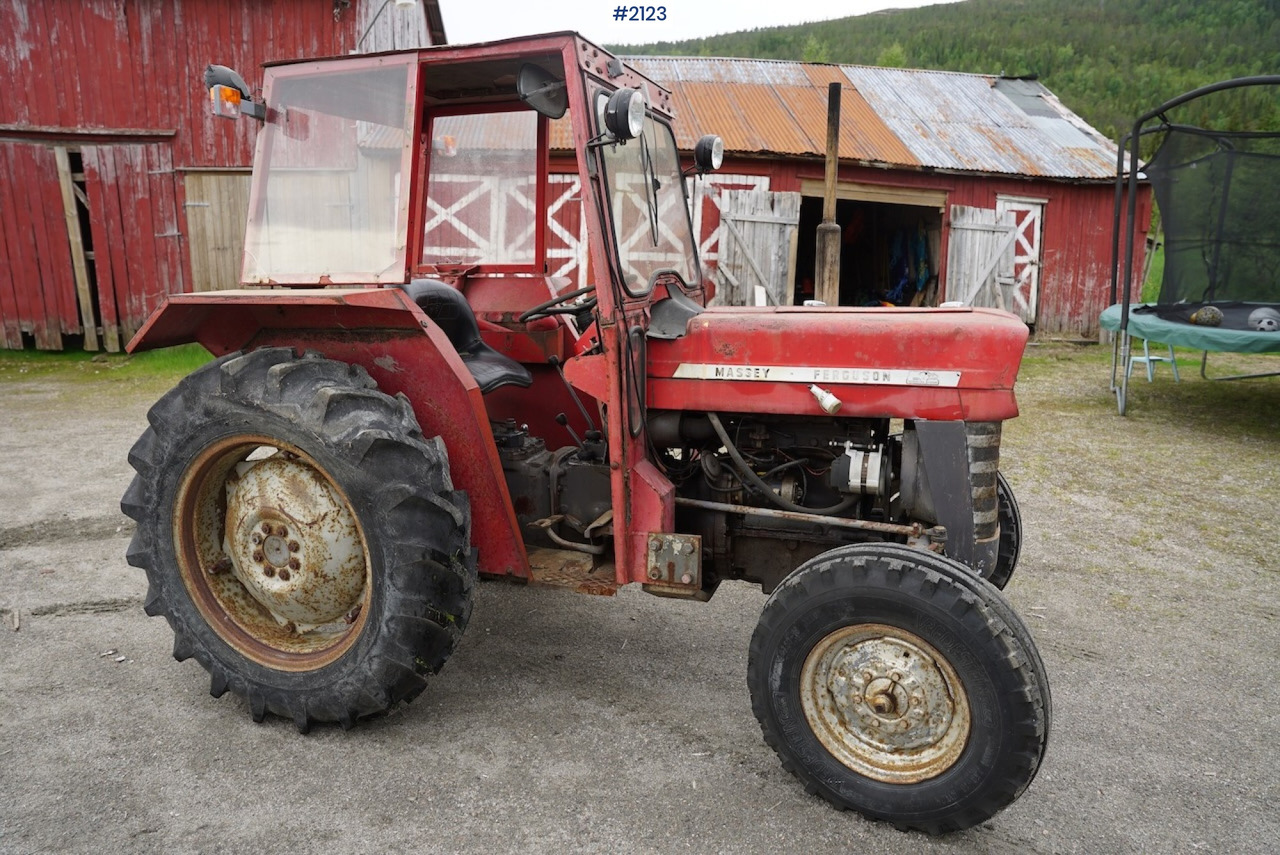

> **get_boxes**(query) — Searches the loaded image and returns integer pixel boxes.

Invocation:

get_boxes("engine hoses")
[706,412,856,516]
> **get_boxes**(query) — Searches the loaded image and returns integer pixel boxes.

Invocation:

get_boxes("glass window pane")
[422,112,539,267]
[243,59,414,283]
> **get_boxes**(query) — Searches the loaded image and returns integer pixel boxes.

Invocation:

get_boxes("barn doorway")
[793,195,944,307]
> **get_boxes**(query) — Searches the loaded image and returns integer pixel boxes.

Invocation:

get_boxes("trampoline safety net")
[1147,127,1280,323]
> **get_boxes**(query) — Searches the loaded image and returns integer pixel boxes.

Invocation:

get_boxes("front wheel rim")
[800,623,970,784]
[174,435,372,671]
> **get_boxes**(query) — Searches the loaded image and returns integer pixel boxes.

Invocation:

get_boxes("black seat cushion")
[399,280,533,393]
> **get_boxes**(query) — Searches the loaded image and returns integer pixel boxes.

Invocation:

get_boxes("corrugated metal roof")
[437,56,1121,180]
[841,66,1119,178]
[624,57,1121,180]
[626,57,918,167]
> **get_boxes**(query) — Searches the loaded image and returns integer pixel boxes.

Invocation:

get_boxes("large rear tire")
[121,348,475,731]
[748,543,1049,833]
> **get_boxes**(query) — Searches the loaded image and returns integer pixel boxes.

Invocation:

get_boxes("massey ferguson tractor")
[121,33,1049,833]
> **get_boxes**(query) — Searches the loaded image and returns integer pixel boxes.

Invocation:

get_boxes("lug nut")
[251,533,263,545]
[275,525,289,537]
[263,566,276,578]
[278,568,291,582]
[288,541,300,553]
[287,558,300,571]
[252,550,265,563]
[261,522,273,534]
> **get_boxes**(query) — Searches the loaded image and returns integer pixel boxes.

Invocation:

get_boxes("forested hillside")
[614,0,1280,145]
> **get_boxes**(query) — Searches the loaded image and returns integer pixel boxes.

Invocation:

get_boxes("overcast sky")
[436,0,965,46]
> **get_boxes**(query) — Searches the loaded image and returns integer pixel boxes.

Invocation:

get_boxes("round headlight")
[605,88,646,140]
[694,134,724,172]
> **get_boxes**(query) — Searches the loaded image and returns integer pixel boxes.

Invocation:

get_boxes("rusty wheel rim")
[174,436,371,671]
[800,623,970,784]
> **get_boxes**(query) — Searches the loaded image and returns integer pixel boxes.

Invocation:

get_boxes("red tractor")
[122,34,1049,833]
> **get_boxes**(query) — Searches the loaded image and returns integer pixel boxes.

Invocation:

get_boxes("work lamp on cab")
[604,88,646,140]
[694,134,724,172]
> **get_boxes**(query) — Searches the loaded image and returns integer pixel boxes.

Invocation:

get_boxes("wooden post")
[815,82,842,306]
[55,146,99,351]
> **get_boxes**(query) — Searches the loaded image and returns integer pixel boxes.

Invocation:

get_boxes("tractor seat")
[399,279,533,393]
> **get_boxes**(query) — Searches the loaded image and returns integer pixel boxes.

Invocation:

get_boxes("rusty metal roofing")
[626,57,918,168]
[624,57,1121,180]
[842,66,1120,179]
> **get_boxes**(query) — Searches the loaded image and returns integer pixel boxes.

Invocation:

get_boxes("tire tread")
[121,348,475,731]
[747,542,1050,834]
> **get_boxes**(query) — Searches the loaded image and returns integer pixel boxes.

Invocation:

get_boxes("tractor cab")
[224,36,717,319]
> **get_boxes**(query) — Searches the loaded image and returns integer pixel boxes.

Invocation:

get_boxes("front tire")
[988,471,1022,590]
[748,543,1049,833]
[121,348,475,731]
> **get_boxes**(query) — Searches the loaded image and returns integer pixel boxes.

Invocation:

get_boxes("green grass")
[1009,342,1280,575]
[0,344,213,384]
[1140,242,1164,303]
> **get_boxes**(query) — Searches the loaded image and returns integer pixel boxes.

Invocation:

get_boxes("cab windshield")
[242,56,417,284]
[599,110,700,295]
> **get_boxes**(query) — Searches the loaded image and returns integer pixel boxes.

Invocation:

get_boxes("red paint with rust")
[646,305,1027,422]
[127,288,530,580]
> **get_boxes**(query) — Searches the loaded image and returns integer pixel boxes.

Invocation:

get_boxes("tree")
[876,42,909,68]
[801,34,831,64]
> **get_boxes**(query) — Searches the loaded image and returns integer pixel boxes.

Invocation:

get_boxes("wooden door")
[184,171,252,292]
[716,188,801,306]
[945,205,1017,311]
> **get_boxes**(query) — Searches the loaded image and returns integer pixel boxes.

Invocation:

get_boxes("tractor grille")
[966,421,1002,541]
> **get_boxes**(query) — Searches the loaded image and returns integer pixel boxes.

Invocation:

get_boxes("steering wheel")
[517,285,597,323]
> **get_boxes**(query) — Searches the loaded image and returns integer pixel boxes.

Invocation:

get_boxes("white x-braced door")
[995,195,1046,324]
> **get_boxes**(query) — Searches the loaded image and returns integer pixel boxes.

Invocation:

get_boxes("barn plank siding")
[0,0,437,350]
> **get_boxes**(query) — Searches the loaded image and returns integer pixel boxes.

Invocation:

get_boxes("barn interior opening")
[793,197,942,308]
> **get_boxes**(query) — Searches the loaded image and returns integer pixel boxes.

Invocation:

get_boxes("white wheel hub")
[801,623,971,783]
[223,453,366,628]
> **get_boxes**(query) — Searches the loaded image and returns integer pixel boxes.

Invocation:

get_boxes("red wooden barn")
[621,58,1150,338]
[0,0,445,351]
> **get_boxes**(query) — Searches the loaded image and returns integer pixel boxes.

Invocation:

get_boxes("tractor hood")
[645,305,1028,422]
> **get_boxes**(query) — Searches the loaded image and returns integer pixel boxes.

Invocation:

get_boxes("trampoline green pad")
[1100,304,1280,354]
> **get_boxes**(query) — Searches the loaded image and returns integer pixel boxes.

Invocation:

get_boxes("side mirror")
[516,64,568,120]
[603,88,646,140]
[694,135,724,173]
[204,64,251,98]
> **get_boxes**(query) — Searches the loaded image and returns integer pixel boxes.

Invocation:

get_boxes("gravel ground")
[0,343,1276,854]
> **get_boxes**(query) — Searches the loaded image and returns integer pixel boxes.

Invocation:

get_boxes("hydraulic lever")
[548,354,598,436]
[555,412,584,448]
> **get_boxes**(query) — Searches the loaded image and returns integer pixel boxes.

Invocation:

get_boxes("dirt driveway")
[0,345,1276,854]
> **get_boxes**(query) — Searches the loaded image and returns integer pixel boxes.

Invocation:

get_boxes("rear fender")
[128,288,530,579]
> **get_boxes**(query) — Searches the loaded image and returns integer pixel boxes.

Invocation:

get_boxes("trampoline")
[1105,76,1280,414]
